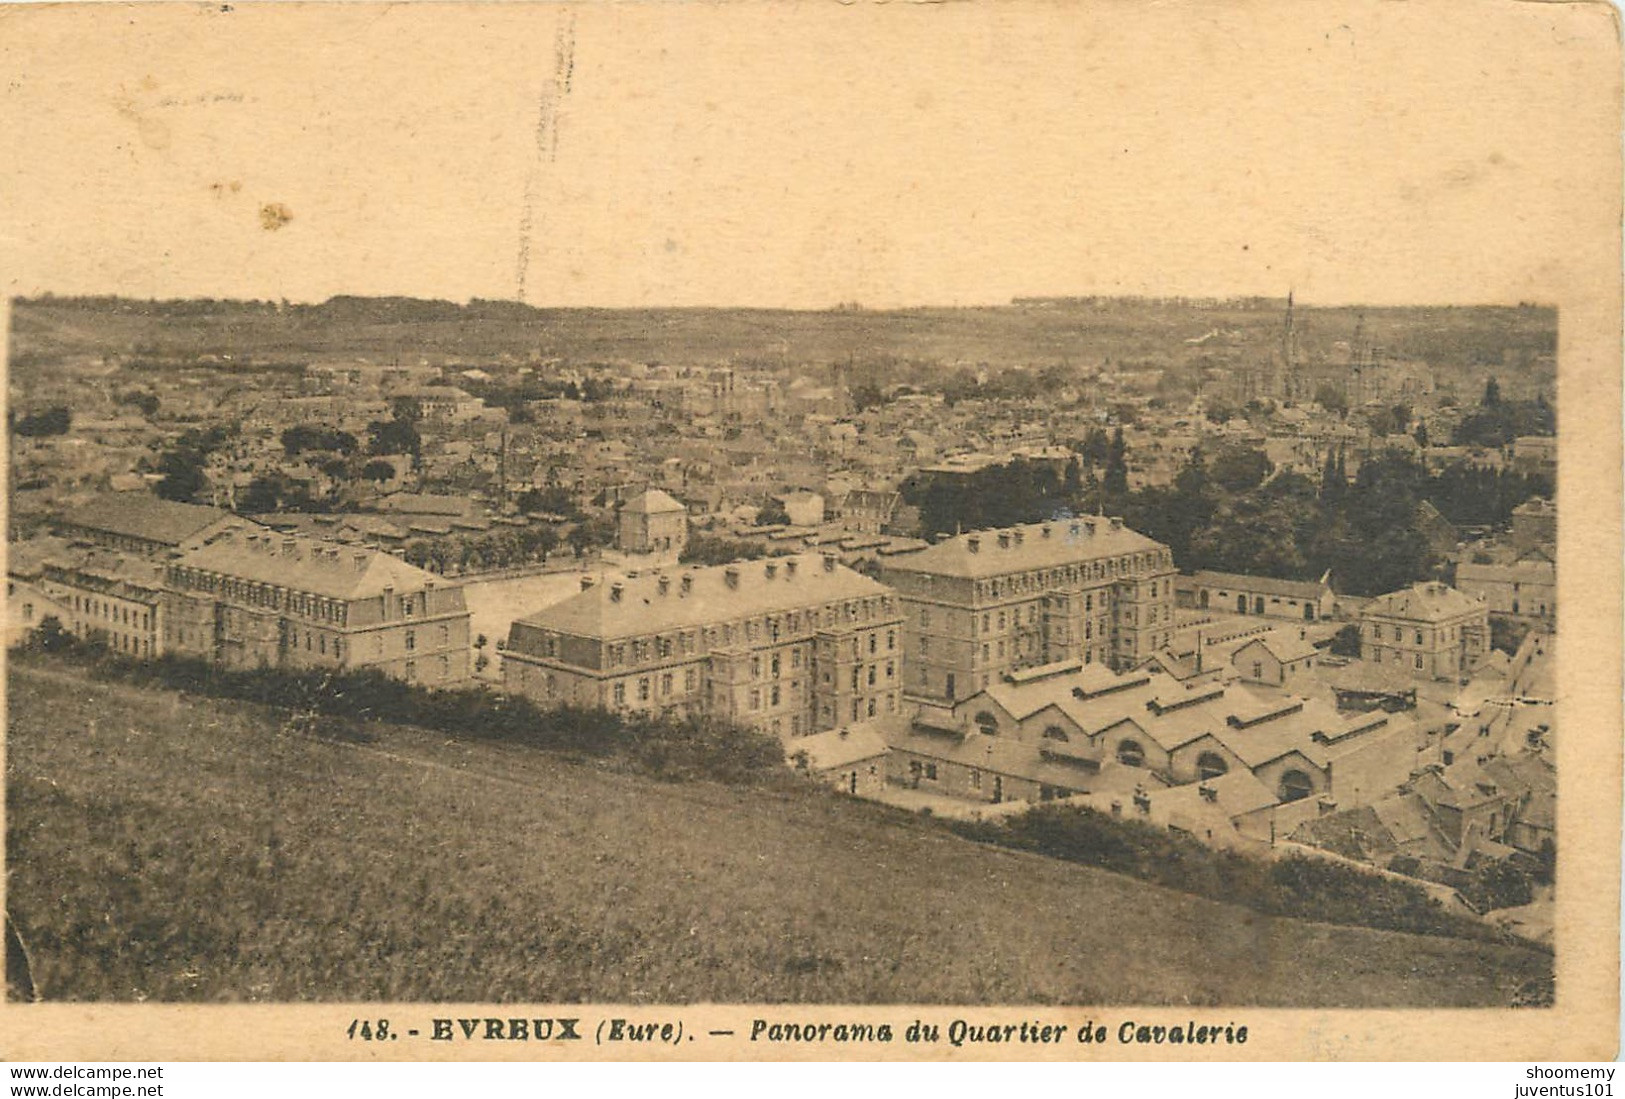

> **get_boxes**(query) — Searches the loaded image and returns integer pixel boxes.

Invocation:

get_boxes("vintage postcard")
[0,0,1618,1064]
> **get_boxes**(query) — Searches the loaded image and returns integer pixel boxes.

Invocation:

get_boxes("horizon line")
[8,291,1560,312]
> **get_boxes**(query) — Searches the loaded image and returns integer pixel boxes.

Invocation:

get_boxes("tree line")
[902,440,1549,598]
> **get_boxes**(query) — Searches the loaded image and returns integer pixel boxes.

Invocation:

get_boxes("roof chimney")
[967,536,981,554]
[1013,529,1024,546]
[997,532,1010,550]
[764,560,778,580]
[580,575,596,592]
[353,551,368,573]
[822,553,836,573]
[1109,517,1124,532]
[657,574,670,595]
[283,538,298,557]
[1041,524,1052,538]
[680,572,693,595]
[610,582,624,602]
[785,558,798,578]
[724,566,740,590]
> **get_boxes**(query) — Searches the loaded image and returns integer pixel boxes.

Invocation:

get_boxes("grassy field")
[6,662,1553,1005]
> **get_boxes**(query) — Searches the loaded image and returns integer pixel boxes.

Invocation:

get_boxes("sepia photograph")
[0,0,1618,1064]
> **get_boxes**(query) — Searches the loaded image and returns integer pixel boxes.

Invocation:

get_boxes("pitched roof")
[887,728,1098,792]
[58,494,232,548]
[175,525,456,601]
[1362,582,1486,623]
[1456,560,1555,584]
[623,488,687,515]
[879,518,1167,579]
[374,493,477,517]
[510,553,895,641]
[795,719,898,771]
[1233,633,1321,664]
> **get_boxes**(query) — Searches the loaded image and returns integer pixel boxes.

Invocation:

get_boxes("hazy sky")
[2,1,1618,308]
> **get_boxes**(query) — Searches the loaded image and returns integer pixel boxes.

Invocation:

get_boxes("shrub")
[947,804,1515,946]
[15,645,788,789]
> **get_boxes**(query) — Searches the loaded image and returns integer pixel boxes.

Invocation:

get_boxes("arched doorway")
[1196,752,1229,781]
[1279,769,1314,802]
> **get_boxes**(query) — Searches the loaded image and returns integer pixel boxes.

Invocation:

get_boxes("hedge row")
[949,804,1530,948]
[15,627,789,788]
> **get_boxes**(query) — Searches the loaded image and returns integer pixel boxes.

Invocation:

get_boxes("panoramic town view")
[4,293,1557,1007]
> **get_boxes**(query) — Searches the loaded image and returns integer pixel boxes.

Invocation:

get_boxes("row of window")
[70,593,152,632]
[601,612,899,670]
[610,667,702,706]
[964,550,1174,602]
[169,567,354,625]
[819,692,900,725]
[1370,647,1431,671]
[1367,623,1462,646]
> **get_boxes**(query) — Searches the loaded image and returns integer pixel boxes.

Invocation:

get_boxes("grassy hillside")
[5,662,1552,1005]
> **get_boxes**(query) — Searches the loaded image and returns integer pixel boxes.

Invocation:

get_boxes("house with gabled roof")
[1230,632,1320,687]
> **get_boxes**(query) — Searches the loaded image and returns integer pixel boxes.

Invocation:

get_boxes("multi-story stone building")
[1455,558,1556,622]
[879,517,1178,702]
[36,548,167,658]
[163,525,471,683]
[617,487,689,556]
[1359,581,1488,682]
[502,552,905,738]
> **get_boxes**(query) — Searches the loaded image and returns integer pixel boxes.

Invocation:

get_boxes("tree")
[282,425,357,458]
[1319,448,1344,505]
[31,615,74,653]
[155,448,208,502]
[756,499,791,527]
[1210,446,1273,494]
[1103,427,1129,497]
[12,406,71,437]
[1483,376,1502,408]
[1329,623,1362,658]
[568,516,614,558]
[1414,420,1431,449]
[367,418,421,459]
[1062,457,1083,498]
[531,525,560,563]
[361,459,397,483]
[1314,383,1348,417]
[850,383,886,413]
